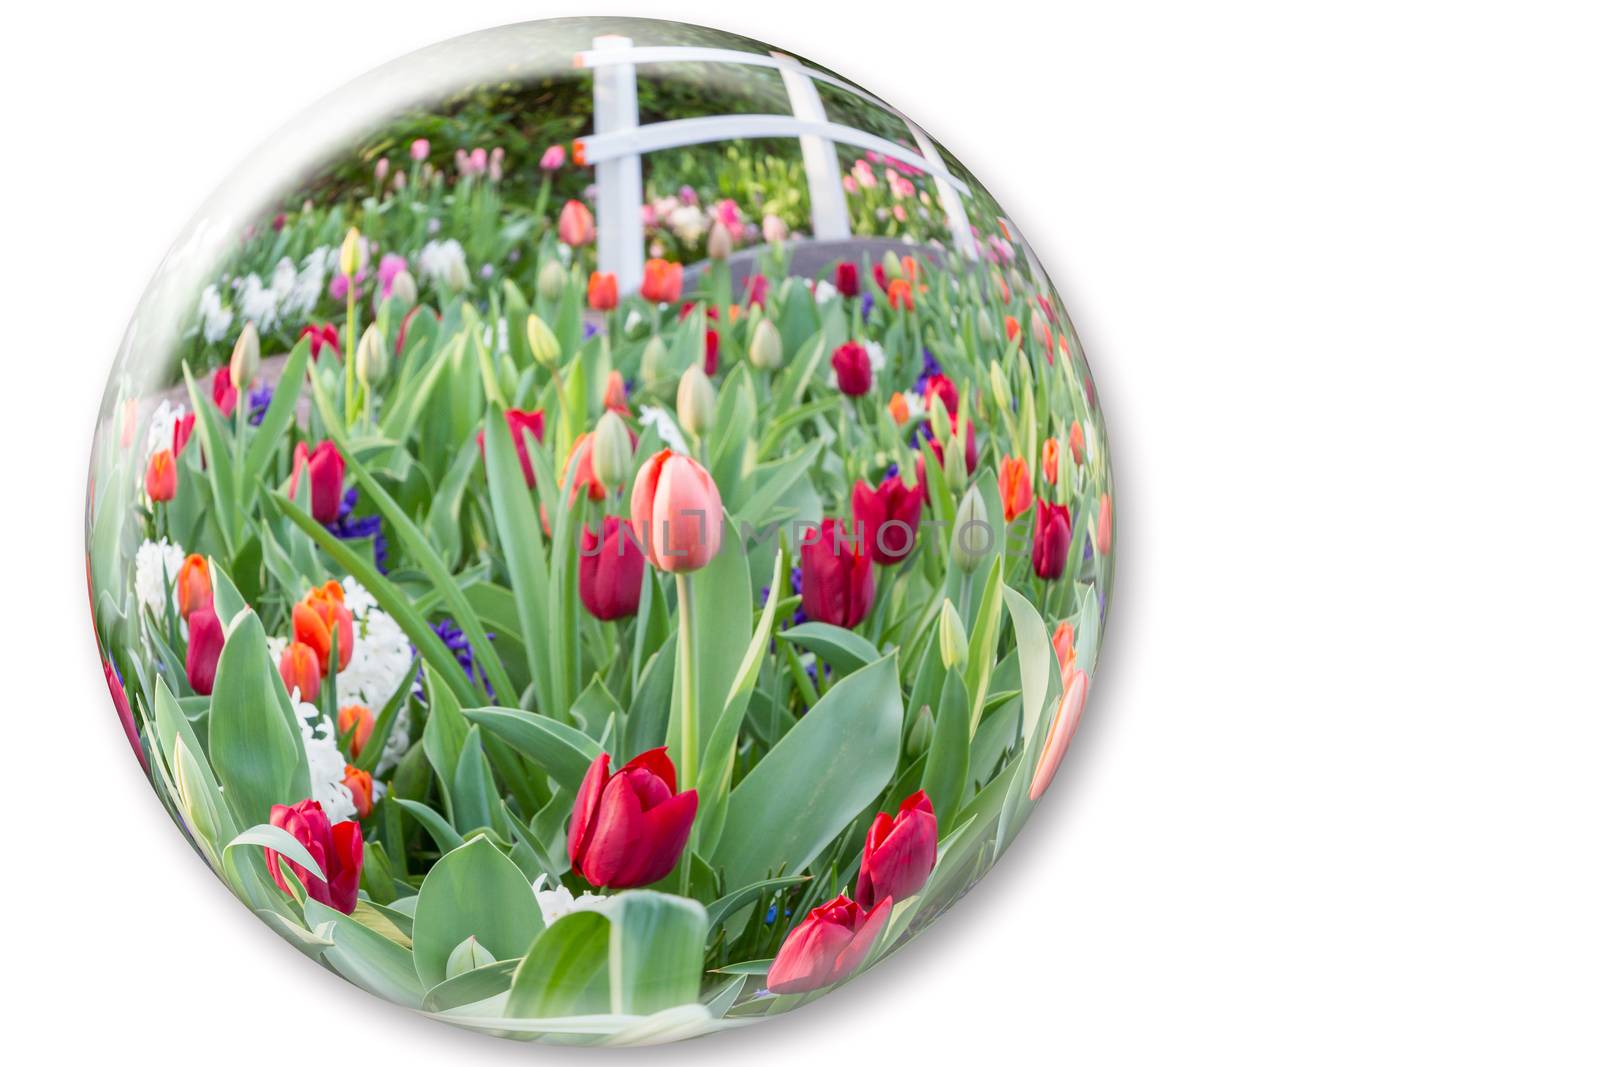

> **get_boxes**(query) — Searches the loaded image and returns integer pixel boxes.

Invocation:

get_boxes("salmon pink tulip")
[1030,666,1088,801]
[629,450,723,573]
[587,270,618,311]
[558,199,595,246]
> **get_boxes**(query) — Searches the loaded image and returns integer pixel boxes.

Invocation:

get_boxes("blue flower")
[247,383,273,426]
[323,487,390,574]
[431,618,496,699]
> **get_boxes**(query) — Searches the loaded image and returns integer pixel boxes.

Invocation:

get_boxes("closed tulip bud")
[988,360,1011,412]
[834,260,860,299]
[185,602,225,696]
[146,448,177,503]
[442,253,470,293]
[267,798,362,914]
[1032,501,1072,580]
[999,455,1033,522]
[800,517,875,629]
[762,213,789,243]
[767,893,893,995]
[174,554,212,619]
[676,364,716,438]
[526,314,561,369]
[942,435,968,491]
[339,228,362,278]
[446,936,496,980]
[288,441,346,523]
[830,341,872,397]
[749,318,784,370]
[558,199,596,247]
[342,764,374,818]
[537,259,567,302]
[976,309,996,343]
[640,335,669,390]
[1097,492,1113,555]
[951,487,990,573]
[579,514,646,621]
[630,450,723,573]
[293,580,355,675]
[938,599,968,670]
[278,641,322,701]
[230,321,260,390]
[590,410,633,490]
[1042,437,1061,485]
[172,740,223,852]
[906,704,935,758]
[851,473,923,565]
[587,270,619,311]
[569,747,697,887]
[387,268,418,310]
[337,704,374,757]
[881,249,903,281]
[706,220,733,261]
[355,323,389,388]
[855,790,937,909]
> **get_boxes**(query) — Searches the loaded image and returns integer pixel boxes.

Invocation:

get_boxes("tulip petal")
[622,746,677,794]
[578,773,647,886]
[616,788,698,887]
[568,752,611,868]
[768,907,858,995]
[829,895,894,984]
[1029,669,1088,801]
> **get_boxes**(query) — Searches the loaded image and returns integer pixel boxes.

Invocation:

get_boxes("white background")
[4,1,1597,1062]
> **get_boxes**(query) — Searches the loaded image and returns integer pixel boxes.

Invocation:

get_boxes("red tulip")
[587,270,618,311]
[293,580,354,675]
[704,327,720,376]
[580,515,646,621]
[185,602,224,696]
[630,450,723,573]
[640,258,683,304]
[174,554,212,619]
[834,260,860,298]
[279,641,322,700]
[854,790,937,909]
[211,365,238,417]
[831,341,872,397]
[800,517,875,629]
[568,747,697,888]
[1096,492,1113,555]
[266,798,362,914]
[476,407,546,489]
[145,448,177,503]
[767,893,893,994]
[744,274,769,308]
[299,323,341,361]
[850,474,923,565]
[872,262,889,293]
[922,373,958,418]
[172,412,196,457]
[558,199,595,247]
[998,455,1033,522]
[287,441,345,524]
[1032,500,1072,580]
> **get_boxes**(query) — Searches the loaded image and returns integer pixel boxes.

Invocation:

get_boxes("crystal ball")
[86,16,1115,1045]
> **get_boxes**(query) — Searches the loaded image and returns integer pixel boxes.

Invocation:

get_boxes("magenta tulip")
[800,517,875,628]
[579,515,645,621]
[266,798,363,914]
[568,747,698,888]
[185,602,224,696]
[767,893,893,994]
[831,341,872,397]
[854,790,937,909]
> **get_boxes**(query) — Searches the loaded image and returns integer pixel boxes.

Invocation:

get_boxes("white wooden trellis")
[573,36,980,293]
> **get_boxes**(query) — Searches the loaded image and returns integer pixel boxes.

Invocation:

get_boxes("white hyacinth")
[639,405,689,454]
[336,577,415,775]
[418,239,468,290]
[531,874,612,926]
[198,284,234,343]
[134,538,186,617]
[292,697,357,824]
[144,399,186,460]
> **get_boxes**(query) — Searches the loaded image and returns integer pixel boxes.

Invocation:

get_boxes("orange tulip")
[343,765,375,818]
[1041,438,1060,486]
[293,581,355,675]
[887,277,913,311]
[630,450,723,573]
[1003,315,1021,343]
[146,448,177,502]
[278,641,322,701]
[1068,421,1085,465]
[561,432,608,502]
[887,392,910,425]
[900,256,918,283]
[603,370,630,415]
[587,271,618,311]
[174,554,212,619]
[998,455,1033,522]
[338,704,374,757]
[640,258,684,304]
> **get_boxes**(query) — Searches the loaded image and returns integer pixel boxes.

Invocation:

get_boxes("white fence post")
[592,35,645,293]
[774,53,851,241]
[907,121,978,260]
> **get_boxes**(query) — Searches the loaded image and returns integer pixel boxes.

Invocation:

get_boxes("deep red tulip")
[922,373,959,418]
[211,365,238,417]
[185,602,224,696]
[831,341,872,397]
[767,893,893,994]
[834,261,860,298]
[172,412,196,457]
[145,448,177,503]
[1032,500,1072,580]
[704,327,720,376]
[630,450,723,573]
[267,798,363,914]
[850,474,923,565]
[300,323,341,361]
[293,580,354,675]
[288,441,345,523]
[640,258,683,304]
[800,517,875,629]
[872,262,889,293]
[855,790,937,909]
[579,515,645,621]
[568,747,698,888]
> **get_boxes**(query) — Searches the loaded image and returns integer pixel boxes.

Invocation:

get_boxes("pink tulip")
[409,138,430,162]
[540,144,566,171]
[185,603,224,696]
[629,450,723,573]
[558,199,596,247]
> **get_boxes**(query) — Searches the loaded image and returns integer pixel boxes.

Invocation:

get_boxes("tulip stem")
[676,571,699,791]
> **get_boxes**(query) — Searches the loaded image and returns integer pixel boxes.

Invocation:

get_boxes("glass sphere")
[86,16,1115,1045]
